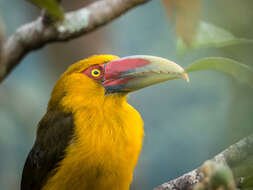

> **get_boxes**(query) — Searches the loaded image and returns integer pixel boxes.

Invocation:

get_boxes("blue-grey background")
[1,0,253,189]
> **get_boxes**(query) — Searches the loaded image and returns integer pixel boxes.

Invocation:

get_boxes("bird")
[21,54,189,190]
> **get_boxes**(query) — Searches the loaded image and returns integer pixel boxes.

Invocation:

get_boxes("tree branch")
[0,0,150,82]
[153,134,253,190]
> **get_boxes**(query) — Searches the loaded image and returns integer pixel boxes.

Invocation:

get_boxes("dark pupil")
[94,70,99,75]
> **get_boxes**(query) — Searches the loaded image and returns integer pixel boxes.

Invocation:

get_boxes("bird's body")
[42,95,143,190]
[22,55,188,190]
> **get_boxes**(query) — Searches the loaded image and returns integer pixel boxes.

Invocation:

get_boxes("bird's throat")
[43,94,144,190]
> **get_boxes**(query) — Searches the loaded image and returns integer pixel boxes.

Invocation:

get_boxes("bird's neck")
[52,91,127,112]
[44,92,144,190]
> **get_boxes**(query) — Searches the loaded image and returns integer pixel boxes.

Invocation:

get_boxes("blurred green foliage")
[27,0,64,21]
[177,22,253,54]
[186,57,253,88]
[194,161,236,190]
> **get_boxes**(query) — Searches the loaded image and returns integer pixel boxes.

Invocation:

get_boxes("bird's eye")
[91,69,101,77]
[82,65,104,80]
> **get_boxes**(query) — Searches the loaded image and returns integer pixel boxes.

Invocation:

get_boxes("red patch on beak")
[104,58,150,80]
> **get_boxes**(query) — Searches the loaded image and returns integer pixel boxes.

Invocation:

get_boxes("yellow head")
[48,54,188,111]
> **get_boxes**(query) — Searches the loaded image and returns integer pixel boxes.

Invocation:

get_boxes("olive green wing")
[21,110,75,190]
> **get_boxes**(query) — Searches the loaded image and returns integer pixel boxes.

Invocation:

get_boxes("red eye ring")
[82,65,104,80]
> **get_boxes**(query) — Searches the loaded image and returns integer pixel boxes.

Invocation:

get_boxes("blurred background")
[1,0,253,189]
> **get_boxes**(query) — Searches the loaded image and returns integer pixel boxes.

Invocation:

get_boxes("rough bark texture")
[153,134,253,190]
[0,0,150,82]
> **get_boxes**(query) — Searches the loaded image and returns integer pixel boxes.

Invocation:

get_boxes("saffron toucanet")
[21,55,189,190]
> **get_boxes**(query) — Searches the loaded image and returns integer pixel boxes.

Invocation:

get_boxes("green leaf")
[27,0,64,21]
[177,21,253,54]
[210,164,235,189]
[186,57,253,88]
[0,16,5,61]
[0,16,5,42]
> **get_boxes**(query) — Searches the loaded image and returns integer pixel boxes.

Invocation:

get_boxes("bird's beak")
[103,55,189,93]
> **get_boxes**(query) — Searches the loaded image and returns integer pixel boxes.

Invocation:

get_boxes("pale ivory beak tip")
[183,73,190,83]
